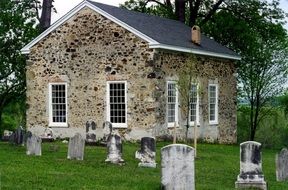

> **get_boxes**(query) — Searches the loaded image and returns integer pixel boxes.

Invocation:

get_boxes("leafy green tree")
[279,91,288,117]
[202,0,288,140]
[121,0,225,26]
[176,55,198,141]
[0,0,39,131]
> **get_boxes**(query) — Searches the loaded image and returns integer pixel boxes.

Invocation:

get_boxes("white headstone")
[105,134,124,164]
[135,137,156,168]
[26,132,42,156]
[67,133,85,160]
[161,144,195,190]
[276,148,288,181]
[235,141,267,190]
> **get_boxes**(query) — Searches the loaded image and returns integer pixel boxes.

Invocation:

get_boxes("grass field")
[0,141,288,190]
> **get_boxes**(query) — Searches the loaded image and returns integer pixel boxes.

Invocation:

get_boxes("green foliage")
[176,55,199,140]
[278,91,288,117]
[0,0,39,129]
[1,100,25,135]
[177,55,198,119]
[121,0,225,26]
[121,0,176,20]
[203,0,288,140]
[237,105,288,148]
[0,142,288,189]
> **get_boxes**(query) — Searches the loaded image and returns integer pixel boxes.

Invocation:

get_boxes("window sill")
[167,122,178,128]
[49,123,68,128]
[209,121,218,125]
[111,123,127,128]
[189,122,200,127]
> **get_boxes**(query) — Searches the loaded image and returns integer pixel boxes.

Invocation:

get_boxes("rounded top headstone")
[240,141,261,147]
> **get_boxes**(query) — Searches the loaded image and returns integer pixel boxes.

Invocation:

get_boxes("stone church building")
[21,0,240,143]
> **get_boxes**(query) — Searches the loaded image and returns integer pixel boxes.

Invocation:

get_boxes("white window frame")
[167,81,178,128]
[106,81,128,128]
[189,84,200,126]
[208,84,218,125]
[49,83,68,127]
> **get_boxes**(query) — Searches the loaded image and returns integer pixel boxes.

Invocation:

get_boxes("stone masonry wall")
[26,7,237,143]
[26,7,158,139]
[151,51,237,143]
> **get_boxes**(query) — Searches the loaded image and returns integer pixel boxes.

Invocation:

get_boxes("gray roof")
[88,0,239,59]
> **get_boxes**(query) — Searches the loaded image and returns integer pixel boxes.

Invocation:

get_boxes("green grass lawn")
[0,141,288,190]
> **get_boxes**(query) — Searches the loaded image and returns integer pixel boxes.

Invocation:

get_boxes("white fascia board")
[21,0,158,54]
[149,43,241,60]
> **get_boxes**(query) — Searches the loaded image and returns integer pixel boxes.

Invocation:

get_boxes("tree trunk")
[251,93,261,141]
[249,99,255,140]
[175,0,186,23]
[188,0,201,27]
[250,126,256,141]
[39,0,53,32]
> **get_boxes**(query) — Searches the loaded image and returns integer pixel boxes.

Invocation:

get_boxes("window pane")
[109,82,126,124]
[167,82,177,123]
[51,84,67,124]
[190,84,197,122]
[209,85,217,122]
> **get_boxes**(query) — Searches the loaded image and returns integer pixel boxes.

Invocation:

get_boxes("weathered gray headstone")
[105,133,124,164]
[41,127,54,142]
[235,141,267,190]
[9,132,15,144]
[101,121,112,145]
[135,137,156,168]
[276,148,288,181]
[13,126,25,145]
[86,121,97,145]
[26,132,42,156]
[67,133,85,160]
[161,144,195,190]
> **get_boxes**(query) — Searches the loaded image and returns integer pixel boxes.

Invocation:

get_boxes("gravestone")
[2,130,13,141]
[12,126,25,145]
[41,127,54,142]
[105,133,124,164]
[86,121,97,145]
[9,133,15,144]
[161,144,195,190]
[67,133,85,160]
[26,132,42,156]
[101,121,112,145]
[235,141,267,190]
[135,137,156,168]
[276,148,288,181]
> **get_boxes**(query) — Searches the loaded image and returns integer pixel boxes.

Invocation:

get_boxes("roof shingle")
[88,0,239,58]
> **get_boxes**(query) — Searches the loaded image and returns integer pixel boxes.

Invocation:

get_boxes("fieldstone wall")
[26,7,237,143]
[151,51,237,143]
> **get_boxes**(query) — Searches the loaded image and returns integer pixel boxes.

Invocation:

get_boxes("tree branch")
[200,0,225,25]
